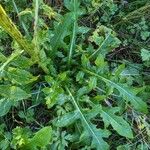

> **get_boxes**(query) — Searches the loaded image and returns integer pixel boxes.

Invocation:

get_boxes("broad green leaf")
[50,14,72,53]
[30,126,52,147]
[66,87,110,150]
[100,106,133,139]
[51,0,83,58]
[65,0,84,65]
[0,85,30,101]
[54,110,80,127]
[7,67,38,85]
[80,123,110,150]
[83,69,148,113]
[0,98,13,116]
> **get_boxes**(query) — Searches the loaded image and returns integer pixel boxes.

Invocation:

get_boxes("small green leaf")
[141,48,150,61]
[95,54,105,67]
[58,72,67,81]
[89,76,97,89]
[12,56,34,69]
[100,107,133,139]
[54,110,80,127]
[7,67,38,85]
[89,25,121,58]
[77,86,90,97]
[41,4,57,19]
[114,64,125,76]
[64,0,80,13]
[93,95,106,101]
[30,126,52,147]
[81,54,90,67]
[78,26,90,34]
[76,71,84,82]
[50,13,73,53]
[0,98,13,116]
[0,85,30,101]
[141,31,150,40]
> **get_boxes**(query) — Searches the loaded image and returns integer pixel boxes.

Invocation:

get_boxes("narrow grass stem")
[68,21,76,66]
[12,0,29,36]
[67,0,77,67]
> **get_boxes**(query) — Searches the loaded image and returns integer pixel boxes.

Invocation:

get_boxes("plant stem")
[0,4,39,62]
[68,21,76,66]
[0,4,49,74]
[12,0,29,36]
[67,0,77,66]
[65,86,107,150]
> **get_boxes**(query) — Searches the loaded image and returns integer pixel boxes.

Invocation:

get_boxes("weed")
[0,0,150,150]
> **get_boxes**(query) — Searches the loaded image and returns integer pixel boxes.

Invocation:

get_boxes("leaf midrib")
[66,86,107,150]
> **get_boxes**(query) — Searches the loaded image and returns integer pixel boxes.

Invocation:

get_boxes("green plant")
[11,126,52,149]
[0,0,149,149]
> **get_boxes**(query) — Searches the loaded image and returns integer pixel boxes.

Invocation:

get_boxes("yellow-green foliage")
[0,5,39,62]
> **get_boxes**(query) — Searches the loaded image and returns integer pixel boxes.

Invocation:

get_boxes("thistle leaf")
[66,87,110,150]
[100,106,133,139]
[7,67,38,85]
[30,126,52,147]
[54,110,80,127]
[0,85,30,101]
[83,69,148,113]
[0,98,13,116]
